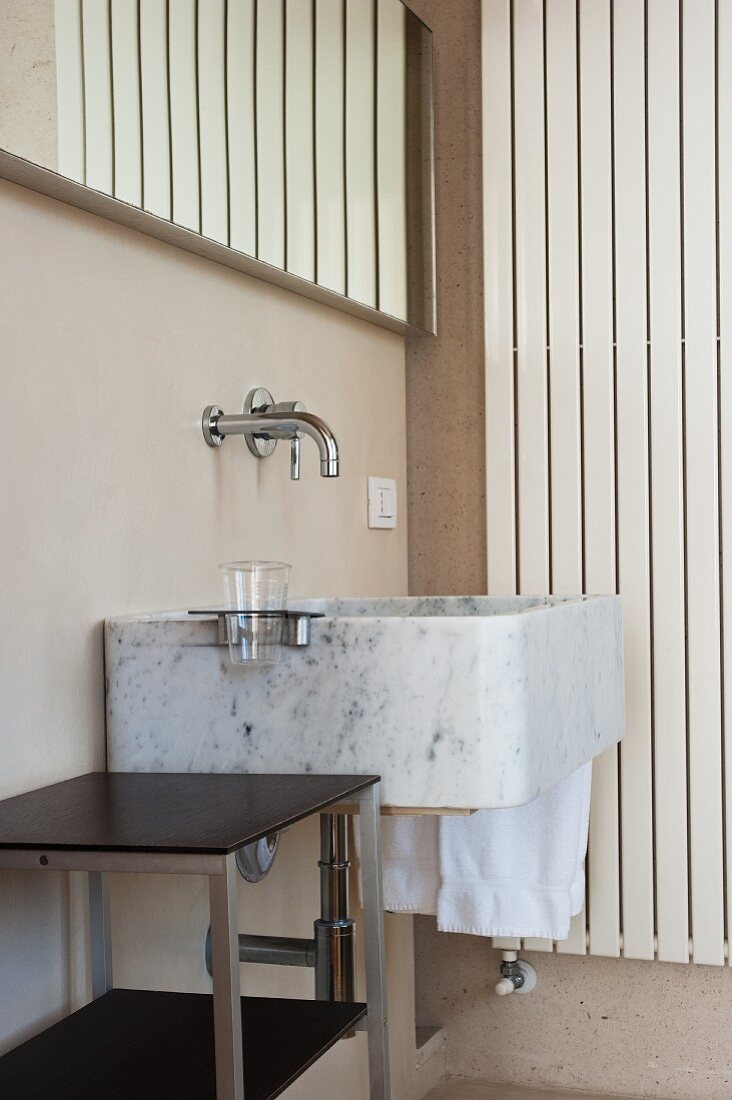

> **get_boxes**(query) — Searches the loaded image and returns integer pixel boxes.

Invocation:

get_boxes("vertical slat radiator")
[483,0,730,965]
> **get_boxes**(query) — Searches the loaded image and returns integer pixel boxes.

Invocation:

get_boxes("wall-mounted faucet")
[202,387,340,479]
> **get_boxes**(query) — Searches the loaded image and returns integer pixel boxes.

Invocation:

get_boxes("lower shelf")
[0,988,367,1099]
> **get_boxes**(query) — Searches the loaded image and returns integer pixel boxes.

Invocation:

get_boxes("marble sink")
[105,595,623,810]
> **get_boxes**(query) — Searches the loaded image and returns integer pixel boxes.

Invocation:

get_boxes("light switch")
[368,477,398,529]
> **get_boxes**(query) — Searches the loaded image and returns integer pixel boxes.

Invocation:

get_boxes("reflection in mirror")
[0,0,434,332]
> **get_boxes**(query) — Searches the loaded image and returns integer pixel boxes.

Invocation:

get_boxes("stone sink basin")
[105,595,624,810]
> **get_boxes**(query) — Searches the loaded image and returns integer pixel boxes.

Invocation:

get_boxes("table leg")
[88,871,113,998]
[209,853,245,1099]
[357,783,390,1099]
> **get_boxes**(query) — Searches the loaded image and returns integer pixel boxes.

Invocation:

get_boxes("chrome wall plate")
[235,834,280,883]
[243,388,276,458]
[202,405,224,447]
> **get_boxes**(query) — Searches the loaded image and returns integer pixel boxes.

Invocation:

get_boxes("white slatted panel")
[579,0,619,960]
[613,0,654,962]
[54,0,85,183]
[546,0,581,598]
[345,0,377,308]
[682,0,725,967]
[545,0,585,957]
[719,0,732,968]
[483,0,732,965]
[169,0,200,234]
[256,0,285,267]
[198,0,229,244]
[512,1,553,956]
[483,0,519,954]
[483,0,516,598]
[315,0,346,294]
[647,0,689,964]
[227,0,256,254]
[512,0,549,595]
[376,0,407,318]
[285,0,315,281]
[139,0,171,218]
[81,0,113,194]
[111,0,142,207]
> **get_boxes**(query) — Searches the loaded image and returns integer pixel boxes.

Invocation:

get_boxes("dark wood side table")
[0,771,388,1099]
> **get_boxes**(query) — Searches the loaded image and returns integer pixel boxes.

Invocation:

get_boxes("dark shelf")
[0,988,367,1099]
[0,771,378,854]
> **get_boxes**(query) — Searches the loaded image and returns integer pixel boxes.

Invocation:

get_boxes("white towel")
[380,764,592,940]
[379,813,440,914]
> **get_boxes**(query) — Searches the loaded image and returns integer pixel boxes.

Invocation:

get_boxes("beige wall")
[0,175,412,1097]
[404,2,732,1099]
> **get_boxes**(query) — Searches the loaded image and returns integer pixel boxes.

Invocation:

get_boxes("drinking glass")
[220,561,291,665]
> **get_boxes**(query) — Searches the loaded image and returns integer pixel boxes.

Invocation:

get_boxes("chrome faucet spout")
[202,389,340,478]
[216,411,339,477]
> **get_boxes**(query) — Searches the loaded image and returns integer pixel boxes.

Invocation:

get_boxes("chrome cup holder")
[187,609,324,664]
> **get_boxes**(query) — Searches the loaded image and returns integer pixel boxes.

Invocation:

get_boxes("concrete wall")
[406,0,486,597]
[415,926,732,1099]
[0,176,411,1097]
[0,0,57,170]
[405,3,732,1098]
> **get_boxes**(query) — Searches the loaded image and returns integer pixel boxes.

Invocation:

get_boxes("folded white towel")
[380,814,439,914]
[379,764,592,940]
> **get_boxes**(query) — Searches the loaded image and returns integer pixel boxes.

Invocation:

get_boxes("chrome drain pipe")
[204,812,356,1004]
[314,812,356,1002]
[205,929,315,973]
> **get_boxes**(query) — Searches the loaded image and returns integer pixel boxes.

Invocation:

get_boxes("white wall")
[0,176,411,1097]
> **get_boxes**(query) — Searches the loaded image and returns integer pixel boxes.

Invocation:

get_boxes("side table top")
[0,772,379,854]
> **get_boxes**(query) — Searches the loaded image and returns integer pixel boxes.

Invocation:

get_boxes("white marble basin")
[105,595,623,809]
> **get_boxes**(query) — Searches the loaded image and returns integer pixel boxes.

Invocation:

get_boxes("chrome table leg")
[209,853,245,1099]
[88,871,113,998]
[357,783,390,1099]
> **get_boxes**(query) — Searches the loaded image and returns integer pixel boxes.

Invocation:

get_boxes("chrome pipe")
[205,928,316,974]
[318,813,350,920]
[202,812,356,1006]
[314,812,356,1003]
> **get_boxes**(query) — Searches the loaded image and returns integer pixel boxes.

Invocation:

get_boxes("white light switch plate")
[368,477,398,529]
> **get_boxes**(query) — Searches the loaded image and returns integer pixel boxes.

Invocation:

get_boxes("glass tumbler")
[220,561,291,665]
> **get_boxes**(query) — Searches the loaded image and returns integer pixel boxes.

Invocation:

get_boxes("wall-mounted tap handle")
[291,438,301,480]
[276,402,304,482]
[271,400,306,417]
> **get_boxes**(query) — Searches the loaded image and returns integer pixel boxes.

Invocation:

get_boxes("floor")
[426,1080,647,1100]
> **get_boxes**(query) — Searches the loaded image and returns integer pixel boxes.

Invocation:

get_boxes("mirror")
[0,0,434,333]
